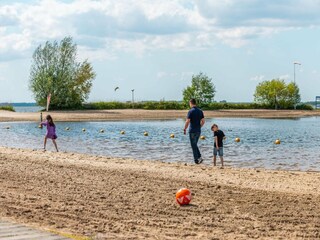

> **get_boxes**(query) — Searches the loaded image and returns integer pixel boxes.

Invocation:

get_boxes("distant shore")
[1,109,320,122]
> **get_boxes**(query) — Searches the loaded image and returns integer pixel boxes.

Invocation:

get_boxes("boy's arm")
[215,136,219,149]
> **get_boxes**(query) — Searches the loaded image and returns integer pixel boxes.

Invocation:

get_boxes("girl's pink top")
[41,121,57,139]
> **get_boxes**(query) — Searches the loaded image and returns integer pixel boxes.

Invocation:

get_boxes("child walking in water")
[40,115,59,152]
[211,124,225,168]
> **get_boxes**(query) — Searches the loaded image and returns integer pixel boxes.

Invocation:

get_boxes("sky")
[1,0,320,103]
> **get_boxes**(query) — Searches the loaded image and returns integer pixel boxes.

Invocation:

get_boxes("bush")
[295,103,314,110]
[203,102,271,110]
[0,105,15,112]
[82,101,314,111]
[83,101,130,110]
[83,101,185,110]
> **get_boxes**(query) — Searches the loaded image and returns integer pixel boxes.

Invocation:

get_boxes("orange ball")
[176,188,192,205]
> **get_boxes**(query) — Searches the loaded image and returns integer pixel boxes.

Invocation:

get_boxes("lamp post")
[131,89,134,109]
[293,62,301,109]
[293,62,301,84]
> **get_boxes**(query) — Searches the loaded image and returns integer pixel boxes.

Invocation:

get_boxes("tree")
[29,37,96,109]
[254,79,301,109]
[182,72,216,107]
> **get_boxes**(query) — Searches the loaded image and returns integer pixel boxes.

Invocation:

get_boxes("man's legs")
[189,132,201,163]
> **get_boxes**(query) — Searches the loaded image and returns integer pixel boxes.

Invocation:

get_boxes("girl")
[40,115,59,152]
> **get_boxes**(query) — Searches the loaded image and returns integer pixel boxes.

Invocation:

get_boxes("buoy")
[65,127,70,131]
[223,136,227,140]
[176,188,192,206]
[100,129,105,133]
[38,125,42,129]
[5,126,11,129]
[82,128,86,132]
[200,135,206,140]
[144,132,149,136]
[120,130,125,135]
[235,137,240,142]
[275,139,281,145]
[170,133,175,138]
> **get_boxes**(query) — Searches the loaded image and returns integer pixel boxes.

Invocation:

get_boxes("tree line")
[29,37,310,110]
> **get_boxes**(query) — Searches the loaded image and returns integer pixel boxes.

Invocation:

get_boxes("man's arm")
[200,118,205,127]
[184,119,190,135]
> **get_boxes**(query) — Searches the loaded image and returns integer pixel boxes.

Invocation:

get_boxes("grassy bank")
[0,105,15,112]
[83,101,314,110]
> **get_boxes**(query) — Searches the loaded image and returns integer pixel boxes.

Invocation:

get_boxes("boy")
[211,124,225,168]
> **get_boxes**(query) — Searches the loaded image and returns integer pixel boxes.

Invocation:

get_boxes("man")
[184,98,205,164]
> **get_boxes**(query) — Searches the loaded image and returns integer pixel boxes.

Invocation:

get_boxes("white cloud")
[156,71,194,82]
[2,0,320,61]
[278,74,290,80]
[250,75,265,82]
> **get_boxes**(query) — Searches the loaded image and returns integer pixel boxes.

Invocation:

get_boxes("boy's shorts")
[213,147,223,157]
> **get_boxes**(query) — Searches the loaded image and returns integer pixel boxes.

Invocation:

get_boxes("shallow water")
[1,117,320,171]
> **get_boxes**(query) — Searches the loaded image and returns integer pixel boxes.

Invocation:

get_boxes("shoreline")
[1,146,320,239]
[1,109,320,122]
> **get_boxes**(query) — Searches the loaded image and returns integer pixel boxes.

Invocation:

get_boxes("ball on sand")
[176,188,192,206]
[235,137,240,142]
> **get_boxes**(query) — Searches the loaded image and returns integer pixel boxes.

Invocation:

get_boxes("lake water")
[1,118,320,171]
[13,106,42,112]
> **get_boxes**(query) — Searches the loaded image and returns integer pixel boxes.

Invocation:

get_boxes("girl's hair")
[46,115,55,127]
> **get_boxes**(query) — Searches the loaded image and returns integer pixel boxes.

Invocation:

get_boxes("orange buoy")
[176,188,192,206]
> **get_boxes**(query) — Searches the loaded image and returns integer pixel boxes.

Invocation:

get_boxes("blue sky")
[1,0,320,103]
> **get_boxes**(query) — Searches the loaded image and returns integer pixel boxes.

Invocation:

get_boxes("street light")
[131,89,134,109]
[293,62,301,84]
[293,62,301,109]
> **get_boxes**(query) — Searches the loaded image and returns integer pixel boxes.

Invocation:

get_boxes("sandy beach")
[1,147,320,239]
[1,109,320,122]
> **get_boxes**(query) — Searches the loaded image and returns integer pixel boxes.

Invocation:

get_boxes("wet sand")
[1,109,320,122]
[1,147,320,239]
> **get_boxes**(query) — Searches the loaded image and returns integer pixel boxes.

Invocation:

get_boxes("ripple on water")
[1,117,320,171]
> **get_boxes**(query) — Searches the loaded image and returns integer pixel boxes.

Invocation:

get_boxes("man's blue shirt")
[187,107,204,133]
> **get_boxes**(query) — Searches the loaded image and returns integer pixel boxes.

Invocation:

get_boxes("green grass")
[0,105,15,111]
[83,101,314,110]
[83,101,185,110]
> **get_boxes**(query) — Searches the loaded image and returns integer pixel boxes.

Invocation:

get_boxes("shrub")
[295,103,314,110]
[0,105,15,112]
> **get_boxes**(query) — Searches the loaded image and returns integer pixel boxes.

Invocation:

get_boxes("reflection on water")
[1,117,320,171]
